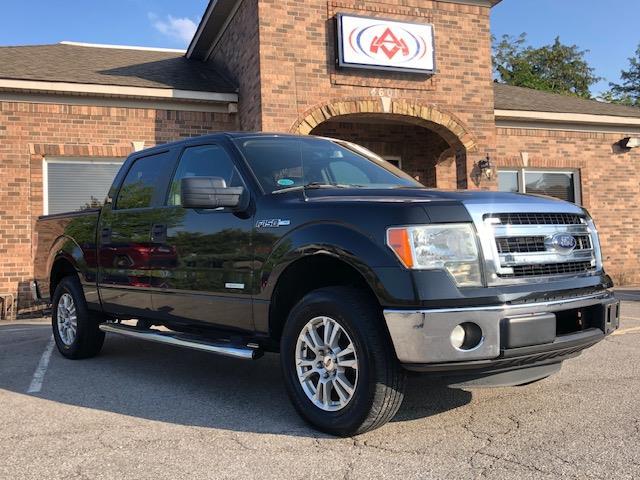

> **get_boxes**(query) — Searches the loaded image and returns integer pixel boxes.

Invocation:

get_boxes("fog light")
[450,325,466,349]
[450,322,483,351]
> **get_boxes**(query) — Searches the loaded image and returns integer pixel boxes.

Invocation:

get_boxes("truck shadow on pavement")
[1,325,472,437]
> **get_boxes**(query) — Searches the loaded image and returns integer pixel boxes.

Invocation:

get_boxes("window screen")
[497,169,580,204]
[524,171,576,203]
[116,151,173,210]
[46,160,123,215]
[498,171,519,193]
[167,145,242,206]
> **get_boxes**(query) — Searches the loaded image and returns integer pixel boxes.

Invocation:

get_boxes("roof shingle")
[494,83,640,119]
[0,43,236,93]
[1,43,638,119]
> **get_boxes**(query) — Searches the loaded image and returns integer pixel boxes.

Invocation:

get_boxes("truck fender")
[45,235,96,298]
[257,222,412,305]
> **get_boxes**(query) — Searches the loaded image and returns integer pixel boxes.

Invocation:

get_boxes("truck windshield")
[232,136,423,193]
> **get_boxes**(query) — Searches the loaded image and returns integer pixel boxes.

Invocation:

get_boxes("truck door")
[97,149,175,318]
[147,142,254,332]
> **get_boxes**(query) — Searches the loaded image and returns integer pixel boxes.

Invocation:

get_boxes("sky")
[0,0,638,96]
[0,1,208,50]
[491,0,640,95]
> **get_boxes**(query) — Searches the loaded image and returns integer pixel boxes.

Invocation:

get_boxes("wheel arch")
[47,235,87,299]
[267,253,381,345]
[49,255,80,299]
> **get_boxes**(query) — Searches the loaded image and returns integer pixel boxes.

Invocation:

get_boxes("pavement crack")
[230,433,259,451]
[68,464,91,480]
[359,439,414,454]
[604,337,627,347]
[477,451,556,477]
[461,411,496,477]
[461,409,549,478]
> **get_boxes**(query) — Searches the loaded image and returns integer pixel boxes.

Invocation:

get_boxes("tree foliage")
[493,33,601,99]
[604,44,640,107]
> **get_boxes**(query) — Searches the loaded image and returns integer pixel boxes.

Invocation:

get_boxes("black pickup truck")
[33,133,619,436]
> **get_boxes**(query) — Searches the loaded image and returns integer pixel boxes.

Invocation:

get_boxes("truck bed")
[33,209,101,302]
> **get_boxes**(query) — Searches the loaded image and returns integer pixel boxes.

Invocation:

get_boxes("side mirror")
[180,176,245,210]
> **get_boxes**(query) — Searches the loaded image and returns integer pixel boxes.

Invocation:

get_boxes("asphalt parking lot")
[1,292,639,480]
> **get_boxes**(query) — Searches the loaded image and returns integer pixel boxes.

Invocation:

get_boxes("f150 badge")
[256,219,291,228]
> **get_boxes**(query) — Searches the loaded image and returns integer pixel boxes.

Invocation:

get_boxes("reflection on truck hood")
[303,188,584,213]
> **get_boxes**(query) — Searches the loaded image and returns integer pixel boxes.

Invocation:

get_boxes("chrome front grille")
[496,234,592,254]
[485,212,583,225]
[483,212,598,281]
[499,261,595,278]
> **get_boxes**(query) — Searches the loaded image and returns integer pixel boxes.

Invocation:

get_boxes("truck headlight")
[386,224,482,287]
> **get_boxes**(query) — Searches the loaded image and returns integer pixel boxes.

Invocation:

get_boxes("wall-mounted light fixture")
[477,155,494,180]
[619,137,640,150]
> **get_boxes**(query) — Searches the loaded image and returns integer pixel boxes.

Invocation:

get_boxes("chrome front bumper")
[384,292,619,365]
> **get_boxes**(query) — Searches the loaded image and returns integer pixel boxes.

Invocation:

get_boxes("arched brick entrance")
[291,98,477,189]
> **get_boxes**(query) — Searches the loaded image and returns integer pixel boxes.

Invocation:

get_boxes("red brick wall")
[254,0,497,186]
[208,0,262,131]
[0,101,236,312]
[495,126,640,285]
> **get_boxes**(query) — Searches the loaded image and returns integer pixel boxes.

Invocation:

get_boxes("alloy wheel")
[295,316,359,411]
[56,293,78,346]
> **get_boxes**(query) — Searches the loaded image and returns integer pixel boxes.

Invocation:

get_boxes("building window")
[498,169,581,204]
[384,156,402,169]
[43,157,124,215]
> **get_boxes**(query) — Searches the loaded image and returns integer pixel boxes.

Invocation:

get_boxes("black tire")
[280,286,405,436]
[51,275,105,359]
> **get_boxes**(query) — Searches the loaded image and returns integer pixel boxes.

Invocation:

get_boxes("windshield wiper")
[271,182,362,194]
[305,182,355,189]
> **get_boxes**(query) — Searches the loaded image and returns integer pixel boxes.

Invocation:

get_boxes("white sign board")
[337,14,435,74]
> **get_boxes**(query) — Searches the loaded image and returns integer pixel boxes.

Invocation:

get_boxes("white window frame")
[42,156,125,215]
[384,155,402,169]
[498,168,582,205]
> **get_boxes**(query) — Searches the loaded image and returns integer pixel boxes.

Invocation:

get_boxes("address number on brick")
[370,88,399,98]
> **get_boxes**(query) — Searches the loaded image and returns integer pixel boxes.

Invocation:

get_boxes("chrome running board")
[99,323,262,360]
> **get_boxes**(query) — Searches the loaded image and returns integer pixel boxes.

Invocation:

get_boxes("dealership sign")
[337,14,435,74]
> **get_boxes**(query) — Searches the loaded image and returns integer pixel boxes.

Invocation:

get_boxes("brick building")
[1,0,640,314]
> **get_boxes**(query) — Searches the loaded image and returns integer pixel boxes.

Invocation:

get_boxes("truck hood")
[303,188,585,215]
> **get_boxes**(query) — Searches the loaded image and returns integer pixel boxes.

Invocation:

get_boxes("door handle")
[100,227,112,243]
[151,224,167,243]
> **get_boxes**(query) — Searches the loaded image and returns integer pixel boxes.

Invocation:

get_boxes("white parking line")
[27,335,55,394]
[612,326,640,336]
[616,294,640,300]
[1,327,46,334]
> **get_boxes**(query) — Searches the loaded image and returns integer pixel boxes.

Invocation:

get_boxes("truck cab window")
[233,137,421,193]
[116,151,173,210]
[167,144,243,206]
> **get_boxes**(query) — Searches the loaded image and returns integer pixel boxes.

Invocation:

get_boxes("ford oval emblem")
[545,234,577,254]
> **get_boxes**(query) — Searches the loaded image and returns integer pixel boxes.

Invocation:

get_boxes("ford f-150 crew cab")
[33,133,620,436]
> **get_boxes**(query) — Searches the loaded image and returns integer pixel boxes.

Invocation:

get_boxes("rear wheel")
[51,276,105,359]
[280,286,405,436]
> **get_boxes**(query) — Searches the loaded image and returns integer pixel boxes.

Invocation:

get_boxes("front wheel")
[51,276,105,359]
[280,286,405,436]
